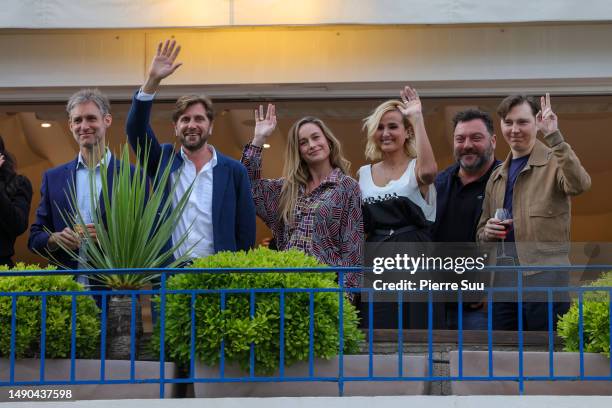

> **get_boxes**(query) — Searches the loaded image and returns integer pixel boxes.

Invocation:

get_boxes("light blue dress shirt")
[75,149,110,281]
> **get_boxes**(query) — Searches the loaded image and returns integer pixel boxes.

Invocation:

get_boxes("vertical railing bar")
[220,291,226,379]
[487,289,493,378]
[279,289,285,378]
[397,290,403,377]
[159,272,167,398]
[130,293,137,381]
[9,295,17,384]
[609,289,612,378]
[548,288,554,378]
[517,268,524,395]
[40,294,47,382]
[190,293,196,380]
[70,294,77,383]
[428,290,433,378]
[308,291,314,378]
[368,288,373,378]
[249,290,255,378]
[338,272,345,397]
[100,293,107,382]
[458,290,463,379]
[579,290,584,379]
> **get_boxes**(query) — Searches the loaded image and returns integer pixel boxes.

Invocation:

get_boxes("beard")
[455,144,494,172]
[180,132,208,152]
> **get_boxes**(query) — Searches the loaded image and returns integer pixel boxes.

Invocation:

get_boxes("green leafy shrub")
[0,263,100,358]
[558,271,612,357]
[154,247,363,373]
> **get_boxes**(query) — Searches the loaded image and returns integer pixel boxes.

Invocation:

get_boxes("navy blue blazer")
[28,156,120,269]
[126,93,256,254]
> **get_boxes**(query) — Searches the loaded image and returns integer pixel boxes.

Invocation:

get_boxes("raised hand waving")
[253,104,277,147]
[143,39,182,94]
[398,86,424,125]
[149,40,182,81]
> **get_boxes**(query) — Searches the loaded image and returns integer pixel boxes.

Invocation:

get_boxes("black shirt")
[435,165,494,242]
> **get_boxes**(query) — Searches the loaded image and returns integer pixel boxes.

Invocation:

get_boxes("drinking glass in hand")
[494,208,512,257]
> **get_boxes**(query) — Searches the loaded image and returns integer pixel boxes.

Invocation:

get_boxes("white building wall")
[1,23,612,102]
[1,0,612,28]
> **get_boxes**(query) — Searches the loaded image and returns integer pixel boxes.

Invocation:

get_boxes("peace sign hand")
[253,104,277,147]
[398,86,424,125]
[536,93,559,136]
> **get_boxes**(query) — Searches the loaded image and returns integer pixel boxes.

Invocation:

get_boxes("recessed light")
[41,123,52,128]
[263,143,271,149]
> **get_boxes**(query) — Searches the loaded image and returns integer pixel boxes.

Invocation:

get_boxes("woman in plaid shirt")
[241,105,363,289]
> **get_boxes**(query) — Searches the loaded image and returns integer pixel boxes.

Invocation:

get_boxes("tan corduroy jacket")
[476,130,591,272]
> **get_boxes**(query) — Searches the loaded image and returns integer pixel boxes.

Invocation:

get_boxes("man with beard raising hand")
[126,39,256,259]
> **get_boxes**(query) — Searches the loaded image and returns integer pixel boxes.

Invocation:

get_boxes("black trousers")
[492,269,570,331]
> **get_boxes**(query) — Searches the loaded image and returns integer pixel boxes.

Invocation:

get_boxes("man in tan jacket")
[476,93,591,331]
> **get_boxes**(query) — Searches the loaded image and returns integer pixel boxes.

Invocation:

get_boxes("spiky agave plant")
[51,142,195,289]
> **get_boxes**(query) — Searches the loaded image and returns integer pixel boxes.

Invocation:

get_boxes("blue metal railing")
[0,265,611,397]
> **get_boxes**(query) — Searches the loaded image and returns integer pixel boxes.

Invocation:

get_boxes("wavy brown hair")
[279,117,351,224]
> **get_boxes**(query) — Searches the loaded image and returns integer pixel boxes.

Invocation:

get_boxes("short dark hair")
[496,94,539,120]
[452,109,495,136]
[172,94,214,123]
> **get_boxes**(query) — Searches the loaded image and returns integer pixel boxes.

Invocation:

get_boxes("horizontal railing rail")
[0,265,610,397]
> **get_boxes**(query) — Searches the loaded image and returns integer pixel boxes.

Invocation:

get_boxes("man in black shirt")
[432,109,500,329]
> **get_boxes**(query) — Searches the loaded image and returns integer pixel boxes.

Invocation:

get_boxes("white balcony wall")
[1,23,612,102]
[1,0,612,28]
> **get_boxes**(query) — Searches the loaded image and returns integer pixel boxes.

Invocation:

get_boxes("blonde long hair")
[279,117,351,225]
[363,99,416,161]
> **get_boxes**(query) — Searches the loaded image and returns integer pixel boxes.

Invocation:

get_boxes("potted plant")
[154,247,430,397]
[558,270,612,357]
[50,142,194,360]
[0,263,100,401]
[34,142,194,399]
[0,263,100,359]
[0,261,180,400]
[449,271,612,395]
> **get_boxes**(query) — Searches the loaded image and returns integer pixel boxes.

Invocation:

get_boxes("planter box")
[449,351,612,395]
[194,354,428,397]
[0,359,177,401]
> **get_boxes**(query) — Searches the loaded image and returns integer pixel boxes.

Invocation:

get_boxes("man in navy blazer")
[126,39,256,259]
[29,89,119,269]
